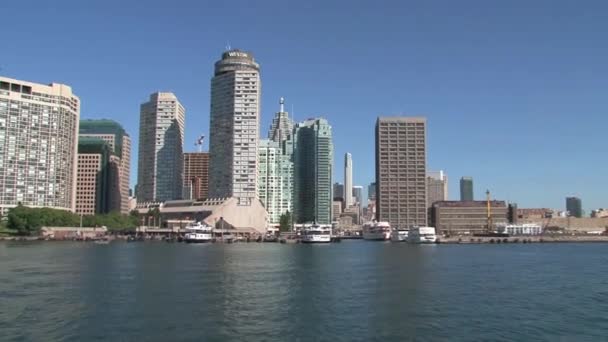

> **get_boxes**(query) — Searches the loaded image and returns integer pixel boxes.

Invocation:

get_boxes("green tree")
[279,211,292,232]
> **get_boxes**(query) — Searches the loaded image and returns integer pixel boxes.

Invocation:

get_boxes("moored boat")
[408,226,437,244]
[300,223,332,243]
[390,229,409,242]
[184,222,214,243]
[362,221,391,241]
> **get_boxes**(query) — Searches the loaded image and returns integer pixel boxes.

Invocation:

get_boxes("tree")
[279,211,292,232]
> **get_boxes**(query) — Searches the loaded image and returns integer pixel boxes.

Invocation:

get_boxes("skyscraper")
[268,97,293,143]
[137,92,185,202]
[352,185,363,205]
[183,152,209,200]
[258,138,293,225]
[79,119,131,214]
[0,77,80,214]
[460,177,474,201]
[344,153,353,207]
[566,196,583,218]
[375,117,427,228]
[208,49,261,206]
[368,182,376,201]
[427,170,448,207]
[75,137,112,215]
[333,183,344,199]
[293,118,333,224]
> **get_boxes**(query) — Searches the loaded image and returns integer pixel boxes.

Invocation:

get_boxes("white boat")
[390,229,409,242]
[362,221,391,241]
[408,226,437,244]
[184,222,214,243]
[300,223,332,243]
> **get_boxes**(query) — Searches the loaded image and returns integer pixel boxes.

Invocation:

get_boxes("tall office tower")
[344,153,353,207]
[352,185,363,205]
[460,177,474,201]
[208,49,261,205]
[293,118,333,224]
[333,183,344,199]
[0,77,80,215]
[75,138,112,215]
[268,97,293,143]
[137,92,185,202]
[375,117,427,228]
[79,119,131,214]
[183,152,209,200]
[566,196,583,218]
[368,182,376,200]
[427,170,448,207]
[258,138,293,225]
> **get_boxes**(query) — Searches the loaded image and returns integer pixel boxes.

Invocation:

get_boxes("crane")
[195,135,205,152]
[486,189,493,234]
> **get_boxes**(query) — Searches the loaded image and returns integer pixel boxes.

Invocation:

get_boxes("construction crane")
[486,189,493,234]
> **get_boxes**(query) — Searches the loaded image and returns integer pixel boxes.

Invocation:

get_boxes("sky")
[2,0,607,213]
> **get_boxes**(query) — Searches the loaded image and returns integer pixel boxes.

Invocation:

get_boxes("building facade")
[75,138,111,215]
[344,153,353,207]
[431,200,508,235]
[375,117,427,229]
[268,97,293,143]
[333,183,344,200]
[257,139,293,225]
[137,92,185,202]
[352,185,363,205]
[460,177,474,201]
[0,77,80,214]
[183,152,209,200]
[293,118,333,224]
[427,170,448,207]
[79,119,131,214]
[208,49,261,206]
[566,196,583,218]
[368,182,376,201]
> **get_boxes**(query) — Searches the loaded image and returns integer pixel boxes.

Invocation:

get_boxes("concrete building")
[0,76,80,214]
[566,196,583,218]
[268,97,293,143]
[344,153,353,207]
[293,118,333,224]
[135,197,268,233]
[431,200,508,235]
[591,208,608,218]
[332,200,343,221]
[258,138,293,226]
[79,119,131,214]
[368,182,376,201]
[517,208,554,220]
[183,152,209,200]
[75,138,112,215]
[460,177,474,201]
[427,170,448,207]
[208,49,261,206]
[137,92,185,202]
[375,117,427,229]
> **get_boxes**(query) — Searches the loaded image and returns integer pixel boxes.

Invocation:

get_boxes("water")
[1,241,607,341]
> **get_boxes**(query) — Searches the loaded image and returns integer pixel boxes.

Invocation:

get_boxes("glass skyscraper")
[460,177,474,201]
[293,118,333,224]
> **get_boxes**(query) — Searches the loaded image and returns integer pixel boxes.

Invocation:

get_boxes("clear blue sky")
[2,0,607,213]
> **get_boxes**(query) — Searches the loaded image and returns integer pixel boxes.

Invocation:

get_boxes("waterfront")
[1,241,608,341]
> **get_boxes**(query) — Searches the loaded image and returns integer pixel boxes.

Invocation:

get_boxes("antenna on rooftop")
[225,42,231,51]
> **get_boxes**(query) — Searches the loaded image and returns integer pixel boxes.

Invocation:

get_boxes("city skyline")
[2,1,607,211]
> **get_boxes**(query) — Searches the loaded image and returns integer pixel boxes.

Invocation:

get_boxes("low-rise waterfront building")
[431,200,508,235]
[497,223,542,235]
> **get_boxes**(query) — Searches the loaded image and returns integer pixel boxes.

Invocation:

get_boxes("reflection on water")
[1,241,607,341]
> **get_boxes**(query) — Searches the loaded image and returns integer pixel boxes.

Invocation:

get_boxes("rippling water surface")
[1,241,608,341]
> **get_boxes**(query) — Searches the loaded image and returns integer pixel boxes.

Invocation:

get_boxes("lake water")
[1,241,607,341]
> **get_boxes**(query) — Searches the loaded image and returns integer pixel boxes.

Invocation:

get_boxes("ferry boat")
[300,223,332,243]
[408,226,437,244]
[390,229,409,242]
[184,222,214,243]
[362,221,391,241]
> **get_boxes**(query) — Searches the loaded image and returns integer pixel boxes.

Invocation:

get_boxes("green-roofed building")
[76,137,114,214]
[78,119,131,214]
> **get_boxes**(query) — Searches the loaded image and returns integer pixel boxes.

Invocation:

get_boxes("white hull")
[301,235,331,243]
[184,233,213,243]
[407,237,437,244]
[391,230,409,242]
[363,231,390,241]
